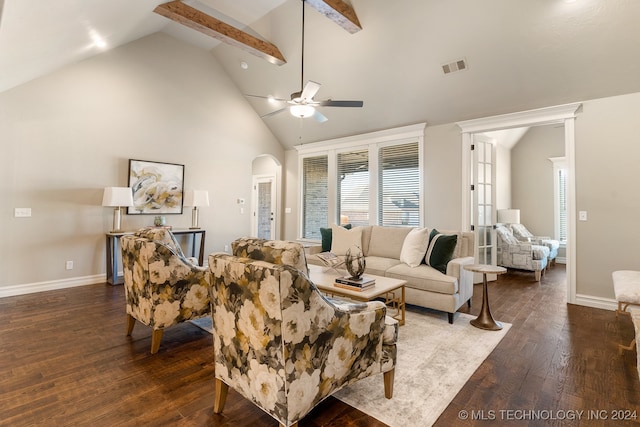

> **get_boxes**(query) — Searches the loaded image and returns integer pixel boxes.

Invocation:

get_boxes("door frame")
[457,102,581,304]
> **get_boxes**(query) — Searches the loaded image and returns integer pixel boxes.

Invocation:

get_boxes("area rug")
[333,309,511,427]
[189,316,213,333]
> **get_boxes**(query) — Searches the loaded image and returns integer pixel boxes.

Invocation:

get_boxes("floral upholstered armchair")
[134,226,200,265]
[121,228,210,354]
[509,223,559,266]
[231,236,309,274]
[208,250,397,427]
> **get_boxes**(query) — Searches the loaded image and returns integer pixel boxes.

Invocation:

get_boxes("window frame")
[296,123,425,241]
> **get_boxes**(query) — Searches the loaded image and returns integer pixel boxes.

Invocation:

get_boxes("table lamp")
[183,190,209,229]
[497,209,520,224]
[102,187,134,232]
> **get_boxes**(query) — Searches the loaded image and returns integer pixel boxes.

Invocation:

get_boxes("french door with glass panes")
[471,135,497,269]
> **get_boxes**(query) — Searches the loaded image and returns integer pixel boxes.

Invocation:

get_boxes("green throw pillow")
[425,229,457,274]
[320,224,352,252]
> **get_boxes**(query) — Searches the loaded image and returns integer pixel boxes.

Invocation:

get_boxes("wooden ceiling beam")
[305,0,362,34]
[154,1,286,65]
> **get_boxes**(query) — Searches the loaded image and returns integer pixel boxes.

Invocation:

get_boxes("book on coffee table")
[316,252,345,269]
[335,275,376,287]
[334,281,375,292]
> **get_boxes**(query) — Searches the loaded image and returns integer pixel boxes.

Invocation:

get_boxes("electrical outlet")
[65,261,74,270]
[224,245,229,252]
[579,211,588,221]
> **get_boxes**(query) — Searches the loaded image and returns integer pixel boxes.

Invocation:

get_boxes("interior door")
[471,135,497,272]
[253,175,276,239]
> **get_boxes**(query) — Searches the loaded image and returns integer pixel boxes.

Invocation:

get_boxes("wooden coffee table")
[308,264,406,325]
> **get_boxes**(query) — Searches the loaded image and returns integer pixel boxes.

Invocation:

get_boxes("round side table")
[463,264,507,331]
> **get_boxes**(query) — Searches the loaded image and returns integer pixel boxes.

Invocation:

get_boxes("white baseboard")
[0,274,107,298]
[574,293,617,311]
[555,257,567,264]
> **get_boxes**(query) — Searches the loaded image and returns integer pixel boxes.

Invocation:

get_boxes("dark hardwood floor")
[1,265,639,426]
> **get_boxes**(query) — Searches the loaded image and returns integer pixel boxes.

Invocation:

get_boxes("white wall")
[574,92,640,299]
[0,33,283,292]
[423,123,465,229]
[511,124,565,237]
[495,143,512,211]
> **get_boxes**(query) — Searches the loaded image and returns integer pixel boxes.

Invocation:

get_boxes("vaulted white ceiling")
[2,0,640,149]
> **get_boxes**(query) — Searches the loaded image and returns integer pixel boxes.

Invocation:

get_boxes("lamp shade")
[497,209,520,224]
[183,190,209,207]
[102,187,134,207]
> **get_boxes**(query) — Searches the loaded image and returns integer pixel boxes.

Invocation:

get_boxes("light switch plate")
[579,211,587,221]
[14,208,32,217]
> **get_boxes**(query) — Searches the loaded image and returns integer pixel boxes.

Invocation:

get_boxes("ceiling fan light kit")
[290,104,316,118]
[246,0,363,122]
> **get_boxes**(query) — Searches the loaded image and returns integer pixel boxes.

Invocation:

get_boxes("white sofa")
[307,225,475,323]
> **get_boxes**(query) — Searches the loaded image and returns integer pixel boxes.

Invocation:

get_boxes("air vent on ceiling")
[442,58,468,75]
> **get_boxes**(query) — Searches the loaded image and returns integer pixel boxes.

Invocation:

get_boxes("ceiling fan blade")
[260,108,288,118]
[300,80,321,100]
[313,110,328,123]
[319,100,364,108]
[245,94,289,103]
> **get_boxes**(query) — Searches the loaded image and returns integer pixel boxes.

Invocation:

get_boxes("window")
[302,155,328,239]
[379,142,420,226]
[297,124,425,239]
[557,168,568,242]
[550,157,567,243]
[337,150,369,226]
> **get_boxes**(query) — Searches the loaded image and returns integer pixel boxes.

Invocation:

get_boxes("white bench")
[613,270,640,379]
[614,270,640,314]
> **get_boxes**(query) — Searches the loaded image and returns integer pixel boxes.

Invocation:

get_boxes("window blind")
[337,150,369,226]
[302,155,328,239]
[378,142,420,226]
[558,168,567,242]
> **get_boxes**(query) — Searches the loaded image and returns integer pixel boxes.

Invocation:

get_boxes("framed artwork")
[127,159,184,214]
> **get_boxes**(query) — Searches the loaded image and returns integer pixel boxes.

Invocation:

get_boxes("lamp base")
[112,207,123,233]
[191,207,200,229]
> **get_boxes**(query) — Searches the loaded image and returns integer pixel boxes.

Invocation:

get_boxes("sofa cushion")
[437,229,463,259]
[386,263,458,295]
[364,256,402,277]
[361,226,373,256]
[425,230,458,274]
[331,224,363,256]
[368,226,413,259]
[399,227,430,267]
[320,223,351,252]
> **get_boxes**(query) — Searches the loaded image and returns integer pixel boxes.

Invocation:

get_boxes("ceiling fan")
[245,0,363,122]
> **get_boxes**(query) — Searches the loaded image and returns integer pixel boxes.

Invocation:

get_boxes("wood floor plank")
[1,265,639,426]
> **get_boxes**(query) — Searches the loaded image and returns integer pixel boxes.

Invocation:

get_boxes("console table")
[105,229,206,285]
